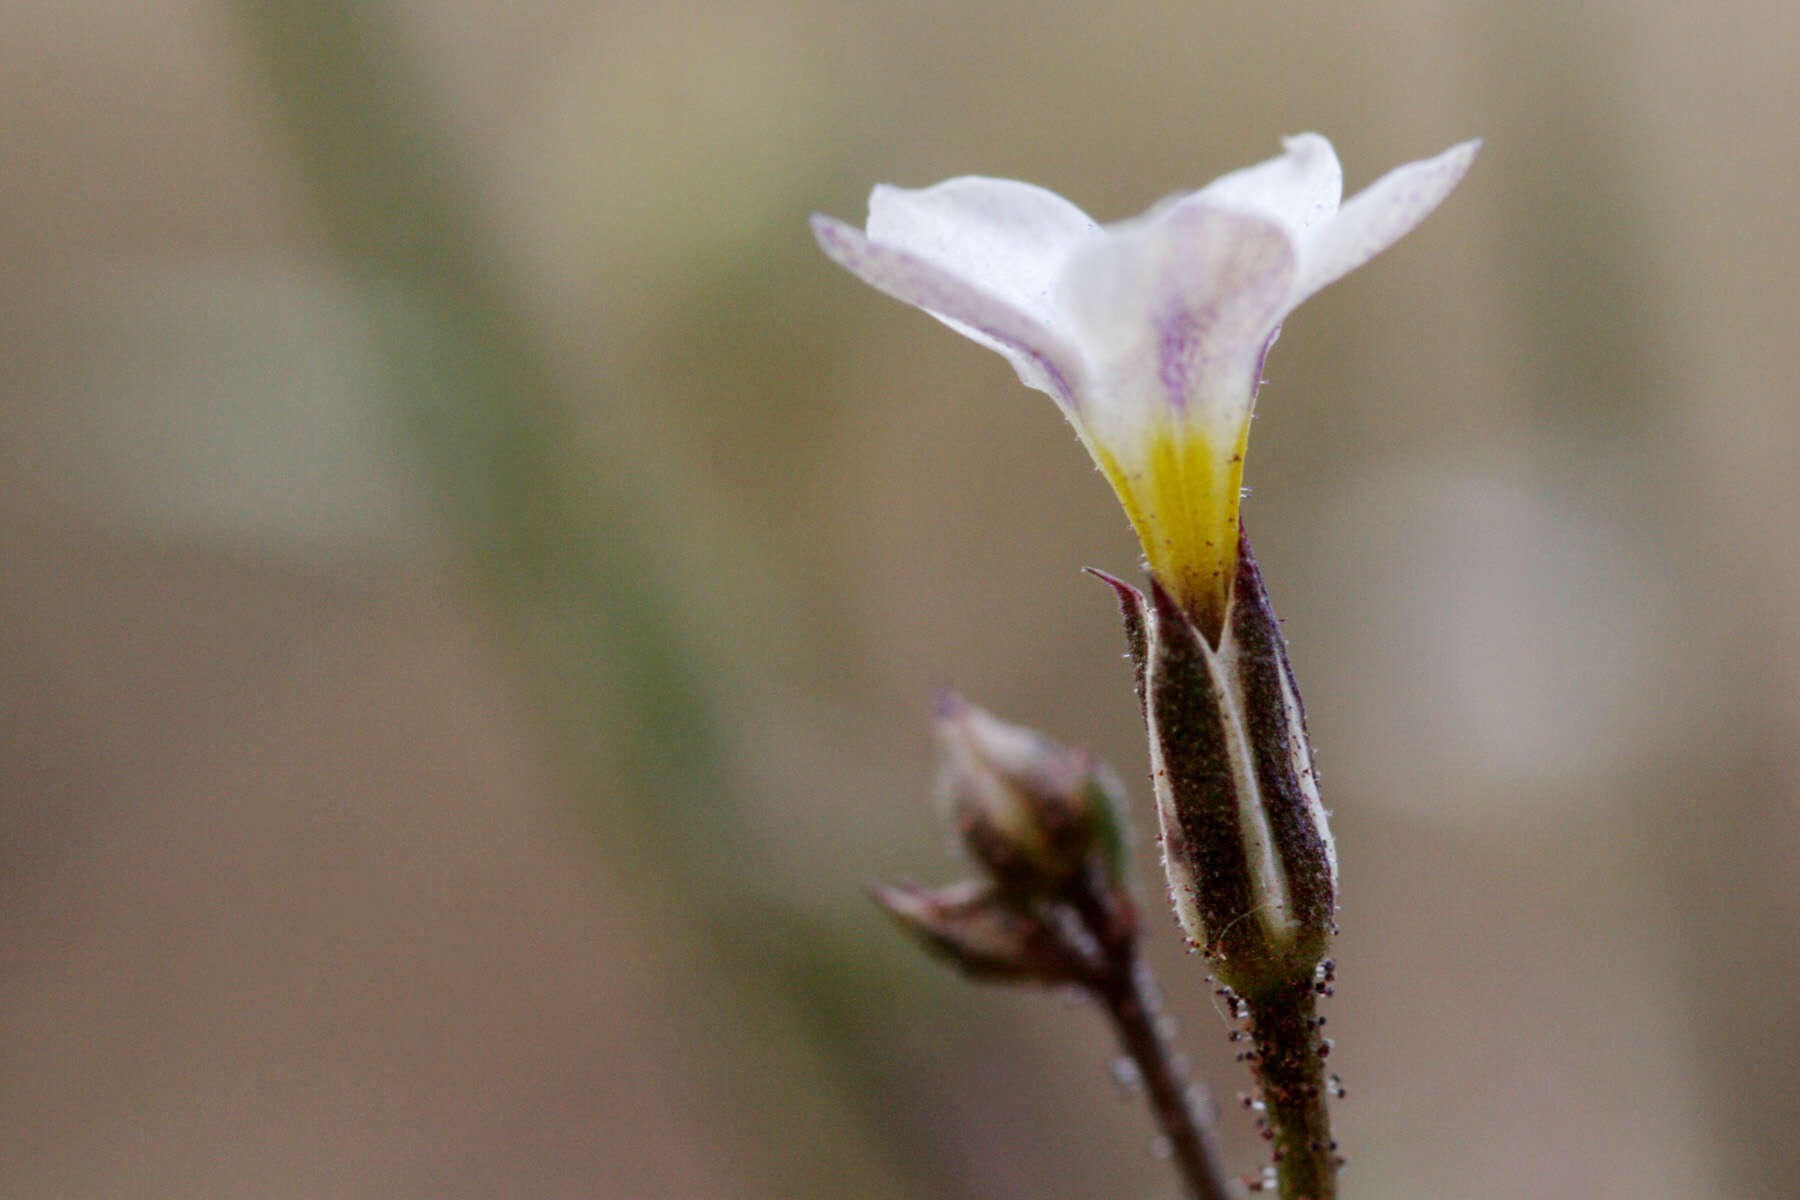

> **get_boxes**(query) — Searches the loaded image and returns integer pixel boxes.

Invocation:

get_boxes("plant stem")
[1070,878,1236,1200]
[1244,979,1336,1200]
[1102,953,1238,1200]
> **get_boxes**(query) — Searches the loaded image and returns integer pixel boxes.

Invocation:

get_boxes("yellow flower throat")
[1091,418,1249,644]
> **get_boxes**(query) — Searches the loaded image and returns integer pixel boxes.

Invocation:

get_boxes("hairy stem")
[1244,979,1335,1200]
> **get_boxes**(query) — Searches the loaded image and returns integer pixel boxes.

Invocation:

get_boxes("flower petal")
[1057,203,1297,633]
[1290,138,1481,307]
[865,176,1101,334]
[1058,199,1296,432]
[1193,133,1343,240]
[810,214,1087,407]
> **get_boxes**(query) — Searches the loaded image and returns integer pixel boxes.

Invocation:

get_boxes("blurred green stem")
[228,4,933,1197]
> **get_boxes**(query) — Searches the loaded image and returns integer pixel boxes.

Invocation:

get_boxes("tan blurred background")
[3,1,1797,1197]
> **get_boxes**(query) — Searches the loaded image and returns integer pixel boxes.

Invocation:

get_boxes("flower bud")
[1105,530,1336,997]
[866,878,1085,984]
[933,693,1128,896]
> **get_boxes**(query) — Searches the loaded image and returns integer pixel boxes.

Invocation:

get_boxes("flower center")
[1092,418,1249,644]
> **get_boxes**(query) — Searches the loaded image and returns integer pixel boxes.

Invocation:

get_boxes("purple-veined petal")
[1289,138,1481,309]
[1055,203,1297,631]
[865,176,1101,334]
[810,214,1088,409]
[1058,200,1296,435]
[809,133,1478,635]
[1193,133,1343,241]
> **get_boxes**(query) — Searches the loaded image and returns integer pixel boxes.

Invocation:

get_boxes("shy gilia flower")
[812,133,1478,641]
[819,134,1477,994]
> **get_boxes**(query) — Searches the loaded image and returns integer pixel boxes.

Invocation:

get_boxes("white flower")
[812,133,1478,639]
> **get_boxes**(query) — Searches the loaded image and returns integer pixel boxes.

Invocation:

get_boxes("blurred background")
[2,1,1796,1197]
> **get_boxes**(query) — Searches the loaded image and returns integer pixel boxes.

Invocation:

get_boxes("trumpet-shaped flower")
[812,134,1478,640]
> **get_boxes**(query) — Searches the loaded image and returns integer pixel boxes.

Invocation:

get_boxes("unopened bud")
[1103,530,1336,997]
[866,878,1083,984]
[934,693,1128,895]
